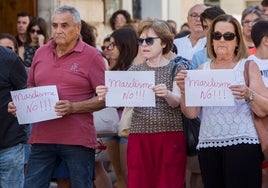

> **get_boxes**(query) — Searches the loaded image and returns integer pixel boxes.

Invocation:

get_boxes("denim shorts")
[0,143,25,188]
[52,160,70,179]
[108,135,128,144]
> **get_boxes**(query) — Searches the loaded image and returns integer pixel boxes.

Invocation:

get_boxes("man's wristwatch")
[246,90,255,103]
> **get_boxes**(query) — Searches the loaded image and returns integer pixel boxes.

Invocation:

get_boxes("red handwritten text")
[108,78,153,89]
[12,90,56,102]
[26,99,53,113]
[186,77,231,88]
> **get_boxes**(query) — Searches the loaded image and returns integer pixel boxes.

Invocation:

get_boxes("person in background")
[247,19,268,188]
[174,4,208,188]
[175,22,191,39]
[0,45,27,188]
[18,17,49,69]
[167,19,178,35]
[8,5,106,188]
[176,14,262,188]
[192,6,226,69]
[241,6,263,55]
[98,27,139,188]
[180,22,190,32]
[132,18,141,31]
[174,4,207,61]
[15,12,31,47]
[109,9,132,31]
[0,33,19,53]
[101,35,111,61]
[261,0,268,17]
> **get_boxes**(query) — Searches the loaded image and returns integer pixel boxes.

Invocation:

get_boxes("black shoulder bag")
[172,58,200,156]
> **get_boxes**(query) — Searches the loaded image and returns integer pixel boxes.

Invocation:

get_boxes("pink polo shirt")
[27,39,105,148]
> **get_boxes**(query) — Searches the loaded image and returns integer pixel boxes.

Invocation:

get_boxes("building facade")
[37,0,263,45]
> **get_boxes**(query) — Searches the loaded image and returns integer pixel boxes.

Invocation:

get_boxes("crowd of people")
[2,1,268,188]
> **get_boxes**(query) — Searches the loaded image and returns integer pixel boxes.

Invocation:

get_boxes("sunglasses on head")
[30,29,42,35]
[137,37,159,46]
[212,31,236,41]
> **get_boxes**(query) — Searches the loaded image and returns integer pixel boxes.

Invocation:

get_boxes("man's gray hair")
[54,5,81,25]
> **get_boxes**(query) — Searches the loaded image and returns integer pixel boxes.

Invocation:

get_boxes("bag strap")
[244,60,251,86]
[171,56,192,81]
[171,62,179,80]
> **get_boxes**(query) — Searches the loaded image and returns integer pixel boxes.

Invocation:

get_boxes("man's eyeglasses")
[211,32,236,41]
[189,13,201,20]
[30,29,42,35]
[242,19,258,26]
[101,42,115,51]
[137,37,159,46]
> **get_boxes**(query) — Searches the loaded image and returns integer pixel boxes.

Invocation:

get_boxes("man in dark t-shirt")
[0,46,27,186]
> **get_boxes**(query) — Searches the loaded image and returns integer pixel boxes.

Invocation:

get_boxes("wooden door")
[0,0,37,36]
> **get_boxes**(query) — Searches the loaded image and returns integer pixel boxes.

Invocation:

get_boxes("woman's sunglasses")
[137,37,159,46]
[30,29,42,35]
[211,32,236,41]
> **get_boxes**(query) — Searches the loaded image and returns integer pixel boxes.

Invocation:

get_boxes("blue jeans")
[0,143,25,188]
[24,124,32,164]
[24,144,95,188]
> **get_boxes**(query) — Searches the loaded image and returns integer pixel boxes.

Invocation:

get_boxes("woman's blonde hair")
[207,14,248,62]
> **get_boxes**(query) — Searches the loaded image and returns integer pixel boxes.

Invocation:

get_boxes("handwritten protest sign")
[105,71,155,107]
[185,70,235,106]
[10,85,61,124]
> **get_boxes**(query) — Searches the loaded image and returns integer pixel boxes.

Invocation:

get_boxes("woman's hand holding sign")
[229,85,251,100]
[175,70,188,93]
[152,83,169,98]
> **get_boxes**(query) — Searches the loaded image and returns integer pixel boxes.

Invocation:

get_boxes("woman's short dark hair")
[251,20,268,48]
[80,20,96,47]
[0,33,18,53]
[110,27,138,70]
[109,9,132,30]
[262,0,268,6]
[200,6,225,29]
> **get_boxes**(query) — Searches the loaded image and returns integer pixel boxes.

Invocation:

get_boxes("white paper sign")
[10,85,61,124]
[185,70,235,106]
[105,71,155,107]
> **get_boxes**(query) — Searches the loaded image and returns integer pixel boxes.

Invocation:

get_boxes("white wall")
[140,0,204,31]
[141,0,163,19]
